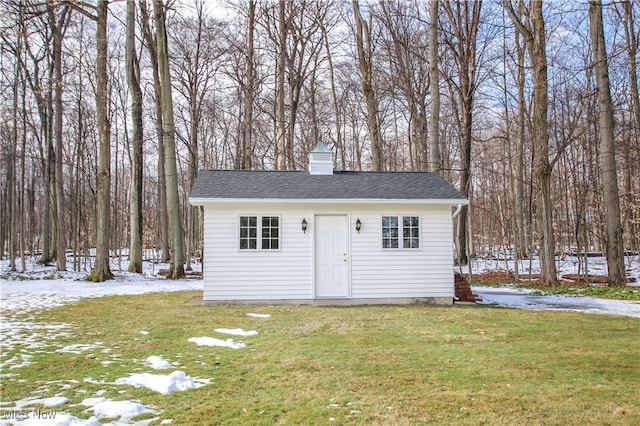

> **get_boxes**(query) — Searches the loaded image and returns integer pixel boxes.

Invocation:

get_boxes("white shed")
[189,143,468,305]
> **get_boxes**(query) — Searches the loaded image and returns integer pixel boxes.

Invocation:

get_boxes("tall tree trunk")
[140,0,169,262]
[531,2,556,286]
[22,9,54,265]
[39,113,53,264]
[126,0,143,273]
[74,68,84,272]
[320,21,344,169]
[619,0,639,251]
[442,0,482,266]
[40,119,54,264]
[87,0,113,282]
[589,0,626,286]
[506,0,557,285]
[154,0,185,278]
[275,0,286,170]
[428,0,441,174]
[378,1,427,171]
[242,0,255,170]
[51,5,70,271]
[353,0,383,171]
[514,28,528,258]
[9,27,19,271]
[19,8,27,272]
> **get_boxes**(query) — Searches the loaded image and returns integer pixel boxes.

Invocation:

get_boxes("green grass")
[2,291,639,425]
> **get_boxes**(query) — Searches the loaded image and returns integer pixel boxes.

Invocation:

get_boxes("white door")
[315,215,349,298]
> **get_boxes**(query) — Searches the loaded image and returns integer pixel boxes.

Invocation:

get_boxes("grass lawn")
[2,291,639,425]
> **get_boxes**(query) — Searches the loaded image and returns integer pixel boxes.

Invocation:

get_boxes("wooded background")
[0,0,638,284]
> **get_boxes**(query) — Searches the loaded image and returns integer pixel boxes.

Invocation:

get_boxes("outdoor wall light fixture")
[301,218,308,233]
[355,218,362,233]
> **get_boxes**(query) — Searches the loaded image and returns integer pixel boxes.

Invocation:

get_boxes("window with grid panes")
[382,215,420,249]
[239,216,280,250]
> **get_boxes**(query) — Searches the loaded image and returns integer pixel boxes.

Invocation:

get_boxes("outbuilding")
[189,143,468,305]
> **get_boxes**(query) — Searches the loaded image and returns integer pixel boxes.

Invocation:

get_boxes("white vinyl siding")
[351,206,454,299]
[203,206,312,301]
[199,202,455,303]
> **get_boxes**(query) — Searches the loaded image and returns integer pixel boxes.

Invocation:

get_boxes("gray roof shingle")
[190,170,466,202]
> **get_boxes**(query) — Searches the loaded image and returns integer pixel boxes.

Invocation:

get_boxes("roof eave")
[189,197,469,206]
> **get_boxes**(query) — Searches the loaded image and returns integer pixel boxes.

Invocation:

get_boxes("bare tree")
[275,0,287,170]
[139,0,170,262]
[319,7,345,169]
[513,27,528,258]
[616,0,640,252]
[49,3,71,271]
[126,0,143,273]
[87,0,113,282]
[241,0,255,170]
[442,0,482,266]
[353,0,384,171]
[154,0,185,278]
[170,0,221,271]
[377,1,430,171]
[284,2,327,169]
[589,0,625,286]
[19,6,54,266]
[505,0,557,285]
[6,14,20,271]
[429,0,441,174]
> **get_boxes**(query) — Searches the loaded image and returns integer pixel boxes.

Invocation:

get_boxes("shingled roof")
[190,170,466,203]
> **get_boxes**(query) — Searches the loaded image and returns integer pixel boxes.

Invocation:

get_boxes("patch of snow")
[85,399,154,419]
[474,286,640,318]
[465,254,640,286]
[1,320,73,369]
[214,328,259,337]
[0,412,102,426]
[79,398,107,407]
[138,331,149,335]
[246,313,271,318]
[57,344,103,355]
[0,396,68,411]
[145,356,173,370]
[0,257,202,315]
[188,336,246,349]
[114,371,209,395]
[41,396,68,408]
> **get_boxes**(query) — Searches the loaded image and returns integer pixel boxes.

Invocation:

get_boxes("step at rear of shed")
[454,272,481,303]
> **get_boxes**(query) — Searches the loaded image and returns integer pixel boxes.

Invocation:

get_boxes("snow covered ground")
[0,257,262,425]
[464,252,640,284]
[466,254,640,318]
[473,286,639,318]
[1,254,638,424]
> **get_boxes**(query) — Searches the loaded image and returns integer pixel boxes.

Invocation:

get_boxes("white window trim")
[238,215,282,252]
[380,215,421,251]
